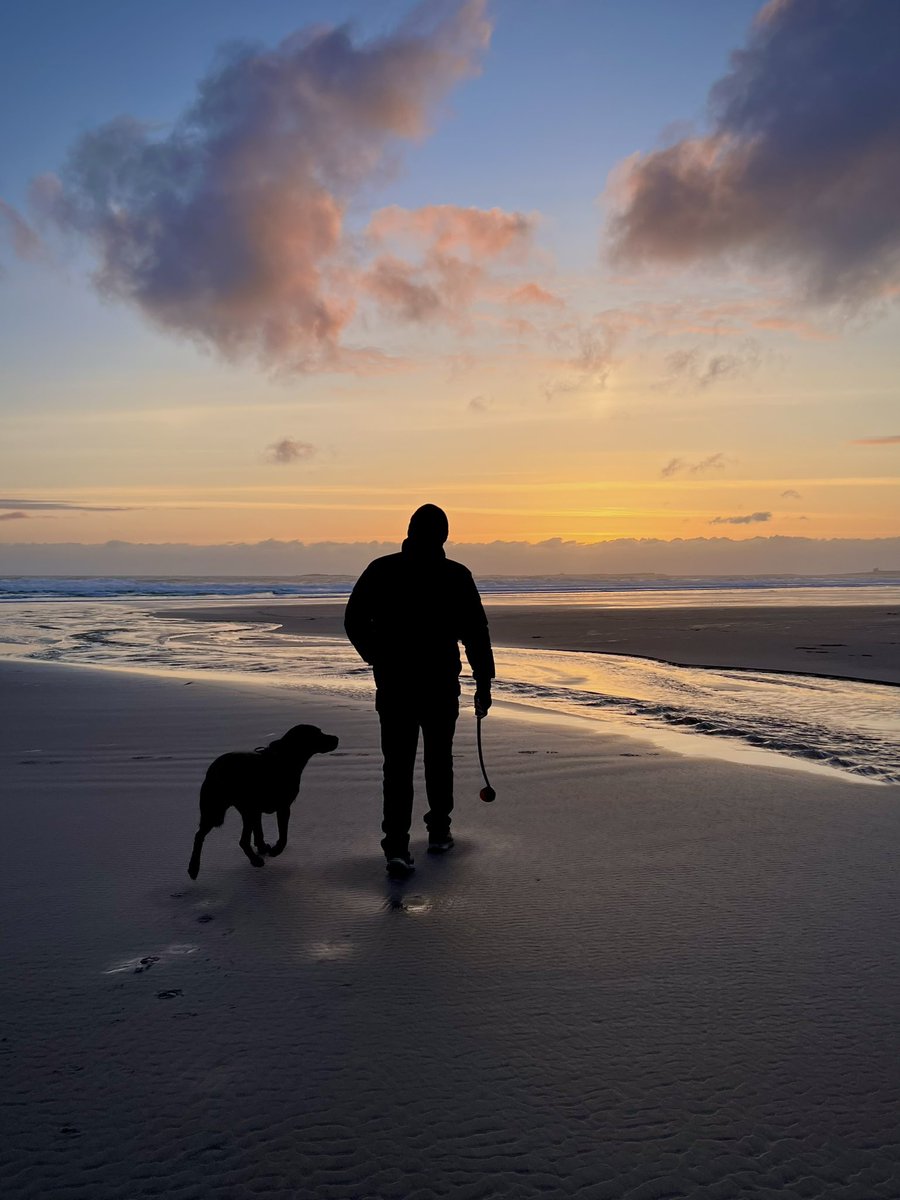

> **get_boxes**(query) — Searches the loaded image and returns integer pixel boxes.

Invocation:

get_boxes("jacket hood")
[401,536,446,561]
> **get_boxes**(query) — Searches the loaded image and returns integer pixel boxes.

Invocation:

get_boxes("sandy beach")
[4,657,900,1198]
[162,602,900,685]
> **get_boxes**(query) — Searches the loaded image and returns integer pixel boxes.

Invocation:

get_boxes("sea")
[1,573,898,785]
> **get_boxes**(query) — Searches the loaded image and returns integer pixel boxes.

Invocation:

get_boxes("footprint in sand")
[104,944,197,976]
[384,894,432,915]
[133,955,161,975]
[196,913,214,924]
[156,989,183,1000]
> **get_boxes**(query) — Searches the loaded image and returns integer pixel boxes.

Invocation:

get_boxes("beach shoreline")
[159,600,900,685]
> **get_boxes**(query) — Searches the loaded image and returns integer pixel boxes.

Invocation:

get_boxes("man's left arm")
[459,571,495,715]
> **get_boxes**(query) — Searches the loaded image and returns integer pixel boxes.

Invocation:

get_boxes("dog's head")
[269,724,339,758]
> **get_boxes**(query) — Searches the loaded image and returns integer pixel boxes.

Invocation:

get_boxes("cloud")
[607,0,900,307]
[710,511,772,525]
[363,204,534,325]
[265,438,317,465]
[33,1,491,371]
[467,394,489,412]
[368,203,531,258]
[503,316,538,337]
[660,340,761,390]
[540,319,619,403]
[0,200,42,265]
[507,282,563,307]
[0,511,29,521]
[0,498,137,512]
[5,535,899,577]
[852,435,900,445]
[597,298,830,342]
[781,488,802,499]
[661,453,727,478]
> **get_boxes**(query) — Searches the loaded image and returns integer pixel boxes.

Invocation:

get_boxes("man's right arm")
[344,565,378,664]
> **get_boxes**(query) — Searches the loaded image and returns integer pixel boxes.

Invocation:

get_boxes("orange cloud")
[367,204,533,259]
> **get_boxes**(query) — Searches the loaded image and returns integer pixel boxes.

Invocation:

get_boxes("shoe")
[427,834,455,854]
[385,854,415,878]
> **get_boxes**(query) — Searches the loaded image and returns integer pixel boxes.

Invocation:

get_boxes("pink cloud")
[503,316,539,337]
[367,204,532,259]
[507,282,563,307]
[363,203,535,326]
[34,1,492,372]
[0,200,42,263]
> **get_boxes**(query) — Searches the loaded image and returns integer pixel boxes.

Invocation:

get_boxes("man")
[344,504,495,877]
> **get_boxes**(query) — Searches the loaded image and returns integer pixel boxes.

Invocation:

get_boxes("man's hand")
[474,684,492,718]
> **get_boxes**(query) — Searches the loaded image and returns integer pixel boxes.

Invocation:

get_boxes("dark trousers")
[377,693,459,857]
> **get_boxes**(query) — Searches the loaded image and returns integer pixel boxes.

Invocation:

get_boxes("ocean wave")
[1,573,899,602]
[0,576,355,600]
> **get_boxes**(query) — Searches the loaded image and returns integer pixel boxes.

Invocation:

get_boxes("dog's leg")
[239,812,265,868]
[253,813,271,856]
[268,808,290,857]
[188,819,213,880]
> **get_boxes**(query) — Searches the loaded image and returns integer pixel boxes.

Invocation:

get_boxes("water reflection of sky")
[1,599,897,785]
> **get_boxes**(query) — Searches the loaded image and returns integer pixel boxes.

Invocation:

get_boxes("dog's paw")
[267,842,286,858]
[255,842,272,856]
[187,862,199,880]
[250,854,265,868]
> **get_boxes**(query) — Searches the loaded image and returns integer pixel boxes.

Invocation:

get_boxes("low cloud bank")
[2,536,898,577]
[0,498,136,512]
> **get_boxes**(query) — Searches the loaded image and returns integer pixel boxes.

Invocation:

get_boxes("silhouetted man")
[344,505,494,877]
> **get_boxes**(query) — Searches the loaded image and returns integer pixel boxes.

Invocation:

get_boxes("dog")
[187,724,339,879]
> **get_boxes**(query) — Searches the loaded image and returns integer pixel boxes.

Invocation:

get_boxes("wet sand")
[4,659,900,1197]
[164,601,900,684]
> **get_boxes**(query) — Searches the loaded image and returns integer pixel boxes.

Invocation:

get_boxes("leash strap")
[476,714,492,790]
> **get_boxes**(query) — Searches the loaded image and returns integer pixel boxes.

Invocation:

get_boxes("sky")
[1,0,898,573]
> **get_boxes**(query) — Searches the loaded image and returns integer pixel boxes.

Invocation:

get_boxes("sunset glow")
[1,0,898,573]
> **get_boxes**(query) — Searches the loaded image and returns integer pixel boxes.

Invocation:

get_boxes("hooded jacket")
[344,536,495,697]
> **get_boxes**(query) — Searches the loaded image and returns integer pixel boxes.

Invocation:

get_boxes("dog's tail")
[199,775,229,828]
[188,773,229,879]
